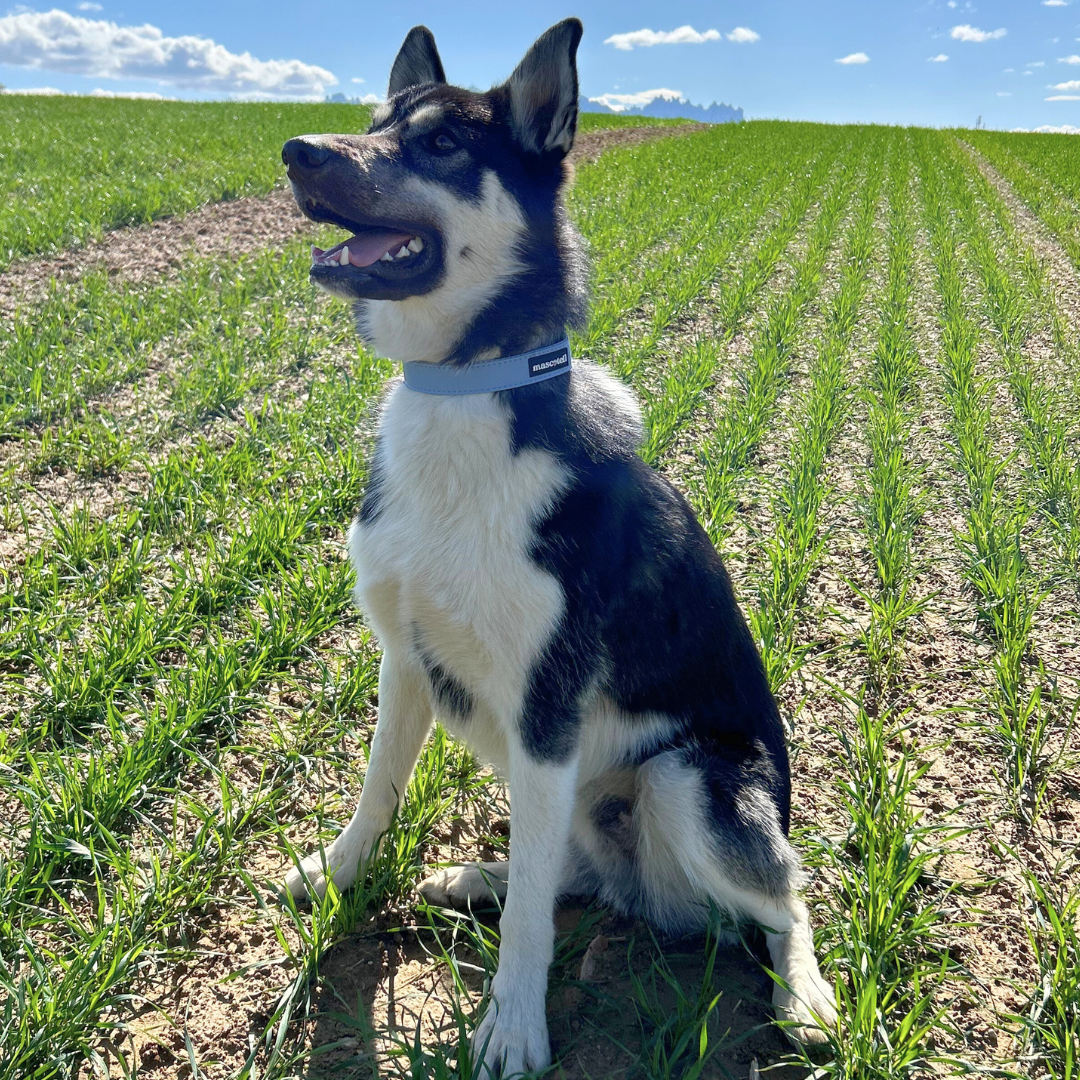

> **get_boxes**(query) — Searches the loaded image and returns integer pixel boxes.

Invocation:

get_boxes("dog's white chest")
[349,383,568,725]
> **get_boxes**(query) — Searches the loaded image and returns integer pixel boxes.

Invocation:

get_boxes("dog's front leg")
[472,738,578,1077]
[284,651,432,900]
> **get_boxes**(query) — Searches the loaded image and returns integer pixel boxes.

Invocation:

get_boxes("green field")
[0,100,1078,1079]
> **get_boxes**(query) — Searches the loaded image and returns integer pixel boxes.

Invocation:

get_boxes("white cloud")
[947,0,957,6]
[836,52,869,64]
[928,53,949,61]
[350,76,365,84]
[997,91,1011,96]
[1047,93,1080,98]
[0,8,336,97]
[1043,1,1068,6]
[1060,55,1080,62]
[90,87,170,98]
[604,26,720,50]
[588,87,682,111]
[726,27,760,43]
[1004,67,1015,72]
[951,25,1007,42]
[1051,79,1080,88]
[358,92,380,104]
[1,84,63,93]
[1031,123,1080,131]
[77,2,102,9]
[1028,61,1046,67]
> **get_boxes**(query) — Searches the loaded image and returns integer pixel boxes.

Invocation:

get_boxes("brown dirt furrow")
[0,124,707,320]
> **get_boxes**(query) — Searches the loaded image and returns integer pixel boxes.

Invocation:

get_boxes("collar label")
[529,347,570,379]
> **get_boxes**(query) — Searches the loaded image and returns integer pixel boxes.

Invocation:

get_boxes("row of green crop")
[918,132,1047,816]
[746,143,883,691]
[809,139,957,1080]
[859,150,927,689]
[638,131,853,462]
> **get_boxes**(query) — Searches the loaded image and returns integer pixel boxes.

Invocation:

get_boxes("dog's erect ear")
[506,18,583,158]
[388,26,447,96]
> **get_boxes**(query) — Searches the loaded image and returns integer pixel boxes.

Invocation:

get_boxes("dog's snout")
[282,137,332,174]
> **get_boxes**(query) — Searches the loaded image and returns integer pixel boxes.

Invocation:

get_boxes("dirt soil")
[0,123,707,319]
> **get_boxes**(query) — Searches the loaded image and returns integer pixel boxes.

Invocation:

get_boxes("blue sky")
[0,1,1076,131]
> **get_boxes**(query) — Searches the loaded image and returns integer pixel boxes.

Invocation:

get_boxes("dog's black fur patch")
[503,375,792,840]
[413,623,474,720]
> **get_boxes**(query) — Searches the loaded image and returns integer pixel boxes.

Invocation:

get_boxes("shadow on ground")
[295,901,812,1079]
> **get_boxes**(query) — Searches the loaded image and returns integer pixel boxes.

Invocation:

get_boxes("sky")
[0,1,1076,132]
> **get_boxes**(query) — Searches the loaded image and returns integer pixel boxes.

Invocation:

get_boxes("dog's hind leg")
[635,750,838,1046]
[284,650,432,900]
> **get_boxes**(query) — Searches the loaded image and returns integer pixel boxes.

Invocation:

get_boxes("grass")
[857,146,928,688]
[0,98,374,267]
[0,114,1078,1079]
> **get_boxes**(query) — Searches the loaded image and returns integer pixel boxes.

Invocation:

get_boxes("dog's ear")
[506,18,583,158]
[388,26,447,96]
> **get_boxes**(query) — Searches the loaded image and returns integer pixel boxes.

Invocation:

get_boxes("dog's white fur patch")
[358,169,527,363]
[354,386,567,722]
[404,102,446,130]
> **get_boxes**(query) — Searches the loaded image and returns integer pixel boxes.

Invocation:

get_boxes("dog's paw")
[471,997,550,1078]
[772,969,838,1046]
[418,863,507,909]
[282,849,356,903]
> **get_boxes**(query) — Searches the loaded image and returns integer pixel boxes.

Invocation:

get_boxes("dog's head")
[282,19,587,363]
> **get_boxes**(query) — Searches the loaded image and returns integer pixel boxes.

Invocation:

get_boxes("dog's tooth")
[395,246,410,259]
[380,251,394,262]
[408,237,422,253]
[340,245,350,266]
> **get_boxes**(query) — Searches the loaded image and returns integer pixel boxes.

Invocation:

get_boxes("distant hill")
[579,94,742,124]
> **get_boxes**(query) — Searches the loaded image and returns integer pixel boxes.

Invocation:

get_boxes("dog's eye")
[430,131,457,154]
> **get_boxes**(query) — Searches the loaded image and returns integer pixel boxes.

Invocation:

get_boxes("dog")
[280,19,837,1075]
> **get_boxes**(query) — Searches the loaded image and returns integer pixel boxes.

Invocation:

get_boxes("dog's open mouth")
[296,197,443,299]
[311,228,425,270]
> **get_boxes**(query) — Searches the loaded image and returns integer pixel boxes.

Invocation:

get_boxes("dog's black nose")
[282,137,332,173]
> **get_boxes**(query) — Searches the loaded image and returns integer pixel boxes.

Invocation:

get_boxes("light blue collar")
[402,338,571,395]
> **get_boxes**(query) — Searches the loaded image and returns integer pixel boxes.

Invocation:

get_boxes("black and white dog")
[281,19,836,1074]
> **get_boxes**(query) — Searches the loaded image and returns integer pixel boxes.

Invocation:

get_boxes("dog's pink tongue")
[340,230,414,266]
